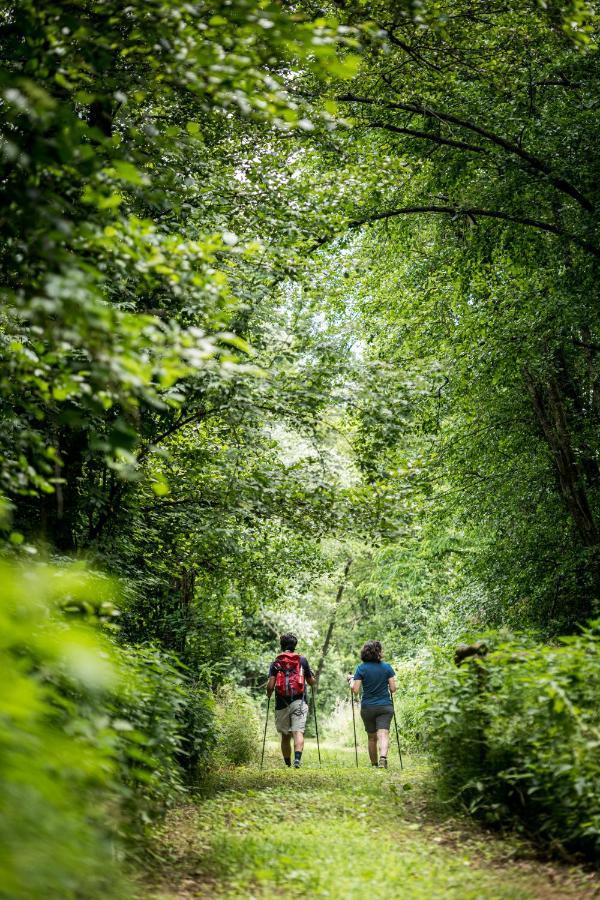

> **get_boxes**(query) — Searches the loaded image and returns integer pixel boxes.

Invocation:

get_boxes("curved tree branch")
[346,205,600,259]
[369,121,487,153]
[336,93,594,213]
[87,404,222,542]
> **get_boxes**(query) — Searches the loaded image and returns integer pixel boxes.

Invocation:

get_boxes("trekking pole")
[390,692,403,770]
[260,694,271,771]
[311,685,322,767]
[350,686,359,768]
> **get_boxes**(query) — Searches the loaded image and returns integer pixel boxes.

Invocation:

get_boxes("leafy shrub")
[0,562,127,899]
[177,679,216,778]
[392,653,435,753]
[108,643,189,837]
[214,685,260,766]
[426,625,600,860]
[0,561,218,897]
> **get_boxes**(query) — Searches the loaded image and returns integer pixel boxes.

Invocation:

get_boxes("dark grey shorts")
[360,704,394,734]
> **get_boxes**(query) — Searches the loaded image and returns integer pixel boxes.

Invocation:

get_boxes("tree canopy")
[1,0,600,892]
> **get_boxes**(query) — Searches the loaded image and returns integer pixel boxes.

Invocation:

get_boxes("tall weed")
[392,652,435,753]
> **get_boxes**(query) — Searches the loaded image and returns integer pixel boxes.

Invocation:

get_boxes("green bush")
[0,561,218,897]
[108,643,189,837]
[426,625,600,860]
[0,562,127,899]
[392,653,434,753]
[177,680,216,778]
[214,685,261,766]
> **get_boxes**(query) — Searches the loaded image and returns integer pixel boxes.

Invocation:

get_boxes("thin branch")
[573,337,600,353]
[88,405,222,540]
[368,121,487,154]
[534,78,583,88]
[139,407,211,460]
[336,93,594,213]
[383,29,443,72]
[346,205,600,260]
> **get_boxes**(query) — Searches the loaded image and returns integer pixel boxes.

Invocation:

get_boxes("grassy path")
[147,744,598,899]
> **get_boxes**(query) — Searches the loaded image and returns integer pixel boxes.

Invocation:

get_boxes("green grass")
[146,743,598,899]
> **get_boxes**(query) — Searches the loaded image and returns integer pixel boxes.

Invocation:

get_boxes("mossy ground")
[145,743,599,899]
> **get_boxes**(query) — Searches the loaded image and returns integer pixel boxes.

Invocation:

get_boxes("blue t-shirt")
[354,661,395,707]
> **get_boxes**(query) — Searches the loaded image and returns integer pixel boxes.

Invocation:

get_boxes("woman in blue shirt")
[347,640,396,768]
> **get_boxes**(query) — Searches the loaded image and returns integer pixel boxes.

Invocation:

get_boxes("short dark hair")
[360,640,383,662]
[280,632,298,652]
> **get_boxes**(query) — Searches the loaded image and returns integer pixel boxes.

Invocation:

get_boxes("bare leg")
[368,733,378,765]
[292,731,305,752]
[378,729,390,759]
[281,733,292,761]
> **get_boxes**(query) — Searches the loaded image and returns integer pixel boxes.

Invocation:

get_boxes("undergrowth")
[425,625,600,861]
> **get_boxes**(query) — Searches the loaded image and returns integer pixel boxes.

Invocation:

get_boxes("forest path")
[146,745,598,900]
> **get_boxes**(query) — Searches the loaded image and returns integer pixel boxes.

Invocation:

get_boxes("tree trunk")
[88,92,114,138]
[523,361,600,621]
[45,426,88,552]
[523,367,598,547]
[314,557,353,686]
[178,566,196,655]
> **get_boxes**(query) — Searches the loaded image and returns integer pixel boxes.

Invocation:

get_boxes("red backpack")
[274,652,305,700]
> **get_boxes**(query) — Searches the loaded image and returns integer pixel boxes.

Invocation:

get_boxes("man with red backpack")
[266,632,316,769]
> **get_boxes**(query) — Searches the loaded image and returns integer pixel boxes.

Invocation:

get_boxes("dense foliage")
[0,562,193,898]
[303,0,600,633]
[2,0,600,889]
[425,628,600,859]
[0,1,368,893]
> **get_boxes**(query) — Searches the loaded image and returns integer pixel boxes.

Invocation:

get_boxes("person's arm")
[350,676,362,695]
[346,668,362,695]
[266,661,277,697]
[387,663,397,695]
[303,657,316,687]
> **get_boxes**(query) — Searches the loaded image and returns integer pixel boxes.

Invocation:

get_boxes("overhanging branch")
[369,121,487,153]
[336,93,594,213]
[347,205,600,259]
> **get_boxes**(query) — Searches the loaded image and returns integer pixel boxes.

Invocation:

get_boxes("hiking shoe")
[293,760,301,769]
[378,756,388,769]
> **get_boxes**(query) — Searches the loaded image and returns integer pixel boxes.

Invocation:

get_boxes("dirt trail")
[146,745,599,899]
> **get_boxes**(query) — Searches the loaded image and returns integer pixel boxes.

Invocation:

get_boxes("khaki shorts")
[275,699,308,734]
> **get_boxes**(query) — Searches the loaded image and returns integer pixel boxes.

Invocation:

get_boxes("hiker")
[266,633,316,769]
[347,640,396,768]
